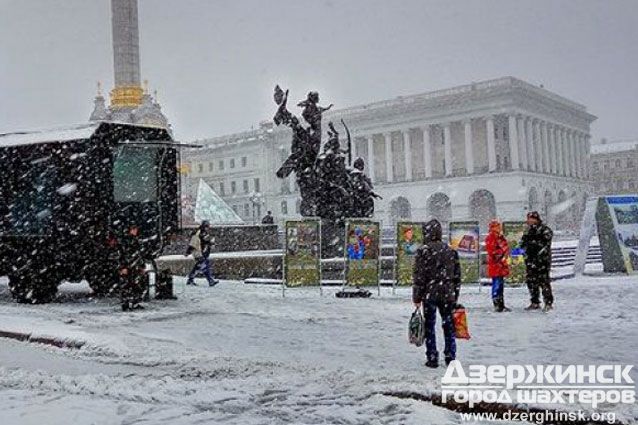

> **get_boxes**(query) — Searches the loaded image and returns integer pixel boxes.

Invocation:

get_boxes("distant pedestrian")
[261,211,274,225]
[185,221,219,287]
[413,219,462,368]
[520,211,554,312]
[485,219,511,312]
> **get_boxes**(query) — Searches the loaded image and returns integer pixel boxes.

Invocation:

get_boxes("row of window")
[216,178,260,196]
[592,157,636,172]
[595,180,637,192]
[232,203,262,219]
[195,156,250,174]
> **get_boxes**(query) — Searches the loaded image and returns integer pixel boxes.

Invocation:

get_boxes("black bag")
[408,307,426,347]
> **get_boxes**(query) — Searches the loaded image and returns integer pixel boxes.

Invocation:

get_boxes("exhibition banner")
[596,195,638,274]
[502,221,527,285]
[284,219,321,287]
[449,221,480,283]
[395,222,425,286]
[345,220,380,287]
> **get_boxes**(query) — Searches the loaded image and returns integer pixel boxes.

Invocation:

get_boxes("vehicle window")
[9,160,56,235]
[113,146,158,202]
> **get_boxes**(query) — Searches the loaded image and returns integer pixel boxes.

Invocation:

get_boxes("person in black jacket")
[261,211,275,225]
[413,219,462,368]
[520,211,554,311]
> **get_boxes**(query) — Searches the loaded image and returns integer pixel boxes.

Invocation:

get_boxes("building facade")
[590,139,638,195]
[183,77,596,231]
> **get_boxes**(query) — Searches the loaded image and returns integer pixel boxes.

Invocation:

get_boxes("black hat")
[527,211,542,222]
[353,157,365,170]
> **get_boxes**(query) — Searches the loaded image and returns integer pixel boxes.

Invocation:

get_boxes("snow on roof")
[0,122,100,148]
[591,139,638,155]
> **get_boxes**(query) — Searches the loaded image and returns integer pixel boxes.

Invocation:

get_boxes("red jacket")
[485,232,510,278]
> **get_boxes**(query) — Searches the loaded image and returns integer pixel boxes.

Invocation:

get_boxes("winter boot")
[542,303,553,312]
[425,359,439,369]
[493,299,504,312]
[444,356,454,366]
[208,279,220,287]
[525,303,541,311]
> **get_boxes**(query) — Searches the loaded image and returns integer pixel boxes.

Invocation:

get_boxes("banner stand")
[449,221,481,286]
[342,219,381,297]
[394,221,426,296]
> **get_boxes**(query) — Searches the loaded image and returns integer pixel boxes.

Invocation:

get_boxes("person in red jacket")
[485,219,511,312]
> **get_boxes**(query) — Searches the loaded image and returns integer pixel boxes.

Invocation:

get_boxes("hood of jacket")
[423,219,442,243]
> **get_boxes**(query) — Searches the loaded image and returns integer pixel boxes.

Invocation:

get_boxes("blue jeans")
[424,299,456,362]
[491,277,504,301]
[187,257,215,285]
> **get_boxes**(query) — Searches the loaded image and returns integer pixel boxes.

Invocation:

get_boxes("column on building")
[384,132,394,182]
[486,116,497,172]
[403,129,413,181]
[533,120,543,173]
[507,114,520,170]
[526,118,536,172]
[548,124,557,174]
[366,135,376,182]
[584,134,591,179]
[464,119,475,174]
[443,123,453,176]
[422,125,432,178]
[557,126,566,176]
[569,130,577,177]
[517,115,528,170]
[579,132,587,178]
[573,132,582,178]
[541,121,550,174]
[562,127,571,177]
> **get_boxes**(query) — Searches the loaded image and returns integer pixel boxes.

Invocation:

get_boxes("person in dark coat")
[520,211,554,311]
[413,219,462,368]
[485,219,511,312]
[261,211,274,225]
[185,221,219,287]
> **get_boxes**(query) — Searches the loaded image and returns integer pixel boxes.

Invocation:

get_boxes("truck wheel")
[8,272,58,304]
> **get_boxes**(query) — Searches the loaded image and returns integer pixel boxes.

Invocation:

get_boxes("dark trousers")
[187,257,215,285]
[491,277,504,301]
[527,273,553,305]
[424,299,456,362]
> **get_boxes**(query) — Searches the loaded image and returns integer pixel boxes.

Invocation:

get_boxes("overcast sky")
[1,0,637,143]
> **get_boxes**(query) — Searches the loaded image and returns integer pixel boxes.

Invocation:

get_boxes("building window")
[616,181,624,191]
[219,182,225,196]
[627,159,634,168]
[593,162,599,172]
[231,181,236,194]
[219,160,224,171]
[281,200,288,215]
[197,163,203,173]
[208,162,214,172]
[230,158,236,169]
[254,178,260,192]
[295,199,301,214]
[242,156,247,167]
[243,180,249,193]
[244,203,249,217]
[629,181,636,190]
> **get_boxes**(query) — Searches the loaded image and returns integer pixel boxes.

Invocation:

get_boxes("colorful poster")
[395,222,425,286]
[502,221,527,285]
[345,220,380,287]
[448,221,480,283]
[597,196,638,274]
[284,219,321,287]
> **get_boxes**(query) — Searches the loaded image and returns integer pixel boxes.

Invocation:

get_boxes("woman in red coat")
[485,219,511,312]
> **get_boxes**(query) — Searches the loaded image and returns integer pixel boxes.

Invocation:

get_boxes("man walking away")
[485,219,511,312]
[521,211,554,312]
[261,211,274,224]
[413,219,462,368]
[185,221,219,287]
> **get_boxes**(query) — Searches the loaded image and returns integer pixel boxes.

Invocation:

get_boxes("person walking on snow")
[185,221,219,287]
[520,211,554,312]
[413,219,462,368]
[485,219,511,312]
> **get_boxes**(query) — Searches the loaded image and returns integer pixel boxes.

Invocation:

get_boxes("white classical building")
[183,77,596,231]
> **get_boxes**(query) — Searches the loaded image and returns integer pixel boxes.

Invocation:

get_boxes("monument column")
[110,0,143,108]
[443,123,453,176]
[486,116,497,172]
[422,126,433,178]
[507,114,520,170]
[464,119,475,174]
[384,132,394,182]
[403,129,413,181]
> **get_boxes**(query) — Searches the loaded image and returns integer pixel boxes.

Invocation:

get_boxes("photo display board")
[449,221,481,284]
[395,222,425,286]
[344,220,381,287]
[284,219,321,287]
[502,221,527,285]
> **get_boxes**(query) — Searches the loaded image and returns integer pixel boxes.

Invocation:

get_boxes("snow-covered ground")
[0,274,637,425]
